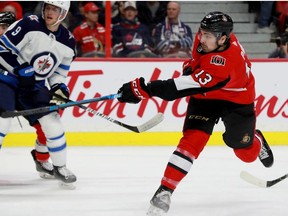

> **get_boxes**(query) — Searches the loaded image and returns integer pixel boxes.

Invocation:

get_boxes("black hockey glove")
[117,77,151,104]
[49,83,70,105]
[182,58,193,76]
[13,62,35,88]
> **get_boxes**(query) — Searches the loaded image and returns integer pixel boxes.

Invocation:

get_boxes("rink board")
[4,131,288,147]
[5,59,288,147]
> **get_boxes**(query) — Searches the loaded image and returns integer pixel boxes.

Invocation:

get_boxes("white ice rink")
[0,146,287,216]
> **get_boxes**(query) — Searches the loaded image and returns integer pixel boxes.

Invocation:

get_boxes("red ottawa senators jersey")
[73,22,106,54]
[190,33,255,104]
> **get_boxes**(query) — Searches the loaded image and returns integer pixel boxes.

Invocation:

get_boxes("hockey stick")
[0,93,121,118]
[240,171,288,188]
[45,89,164,133]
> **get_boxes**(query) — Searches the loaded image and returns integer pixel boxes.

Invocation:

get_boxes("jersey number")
[195,70,212,85]
[11,26,21,36]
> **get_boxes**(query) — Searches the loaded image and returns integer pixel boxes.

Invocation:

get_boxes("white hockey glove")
[49,83,70,105]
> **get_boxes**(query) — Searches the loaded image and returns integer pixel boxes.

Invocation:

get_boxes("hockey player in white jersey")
[0,1,76,184]
[0,11,54,180]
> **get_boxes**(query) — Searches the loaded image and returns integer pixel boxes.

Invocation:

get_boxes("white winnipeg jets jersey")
[0,15,76,86]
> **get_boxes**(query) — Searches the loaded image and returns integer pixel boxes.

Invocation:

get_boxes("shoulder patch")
[210,55,226,66]
[69,31,74,39]
[27,15,39,23]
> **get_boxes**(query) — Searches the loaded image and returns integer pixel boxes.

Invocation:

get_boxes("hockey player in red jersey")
[117,11,274,215]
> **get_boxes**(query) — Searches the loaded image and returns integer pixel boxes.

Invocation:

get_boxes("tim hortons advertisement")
[9,59,288,133]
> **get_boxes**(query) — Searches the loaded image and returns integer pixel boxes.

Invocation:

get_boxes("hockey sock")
[0,117,12,149]
[35,151,50,162]
[161,130,210,190]
[38,112,67,167]
[33,122,47,144]
[33,122,49,162]
[233,135,261,163]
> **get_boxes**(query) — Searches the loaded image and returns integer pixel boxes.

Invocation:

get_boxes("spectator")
[275,1,288,34]
[68,1,86,32]
[136,1,168,35]
[268,31,288,58]
[256,1,275,34]
[73,2,106,57]
[17,1,39,17]
[153,1,193,58]
[0,1,23,20]
[112,1,126,24]
[112,1,155,57]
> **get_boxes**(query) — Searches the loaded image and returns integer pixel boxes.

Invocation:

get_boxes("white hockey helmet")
[42,1,70,25]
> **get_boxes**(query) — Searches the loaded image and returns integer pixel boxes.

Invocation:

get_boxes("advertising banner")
[6,59,288,146]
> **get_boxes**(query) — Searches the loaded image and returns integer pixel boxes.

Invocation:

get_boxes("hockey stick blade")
[0,93,121,118]
[240,171,288,188]
[130,112,164,133]
[135,112,164,132]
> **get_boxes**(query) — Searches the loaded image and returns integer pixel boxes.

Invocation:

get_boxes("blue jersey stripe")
[59,64,70,70]
[0,36,19,54]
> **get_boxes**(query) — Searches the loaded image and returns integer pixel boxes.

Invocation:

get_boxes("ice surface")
[0,146,287,216]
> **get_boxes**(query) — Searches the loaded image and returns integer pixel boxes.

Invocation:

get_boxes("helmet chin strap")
[51,9,66,27]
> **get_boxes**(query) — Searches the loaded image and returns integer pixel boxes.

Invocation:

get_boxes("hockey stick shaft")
[0,93,121,118]
[240,171,288,188]
[44,89,162,133]
[267,174,288,187]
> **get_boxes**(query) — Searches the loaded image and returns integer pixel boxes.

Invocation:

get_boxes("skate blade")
[39,172,55,179]
[147,205,166,216]
[58,181,76,190]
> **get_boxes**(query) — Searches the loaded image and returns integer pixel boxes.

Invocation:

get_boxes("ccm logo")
[132,80,145,99]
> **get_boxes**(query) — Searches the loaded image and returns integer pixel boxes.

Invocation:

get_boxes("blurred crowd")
[0,1,193,58]
[2,1,288,58]
[249,1,288,58]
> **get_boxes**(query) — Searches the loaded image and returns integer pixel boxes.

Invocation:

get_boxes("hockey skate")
[53,165,77,189]
[147,186,172,216]
[256,129,274,168]
[31,150,54,179]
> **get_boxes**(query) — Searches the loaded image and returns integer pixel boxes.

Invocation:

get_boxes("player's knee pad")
[233,140,260,163]
[38,112,66,151]
[177,129,210,159]
[0,117,12,147]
